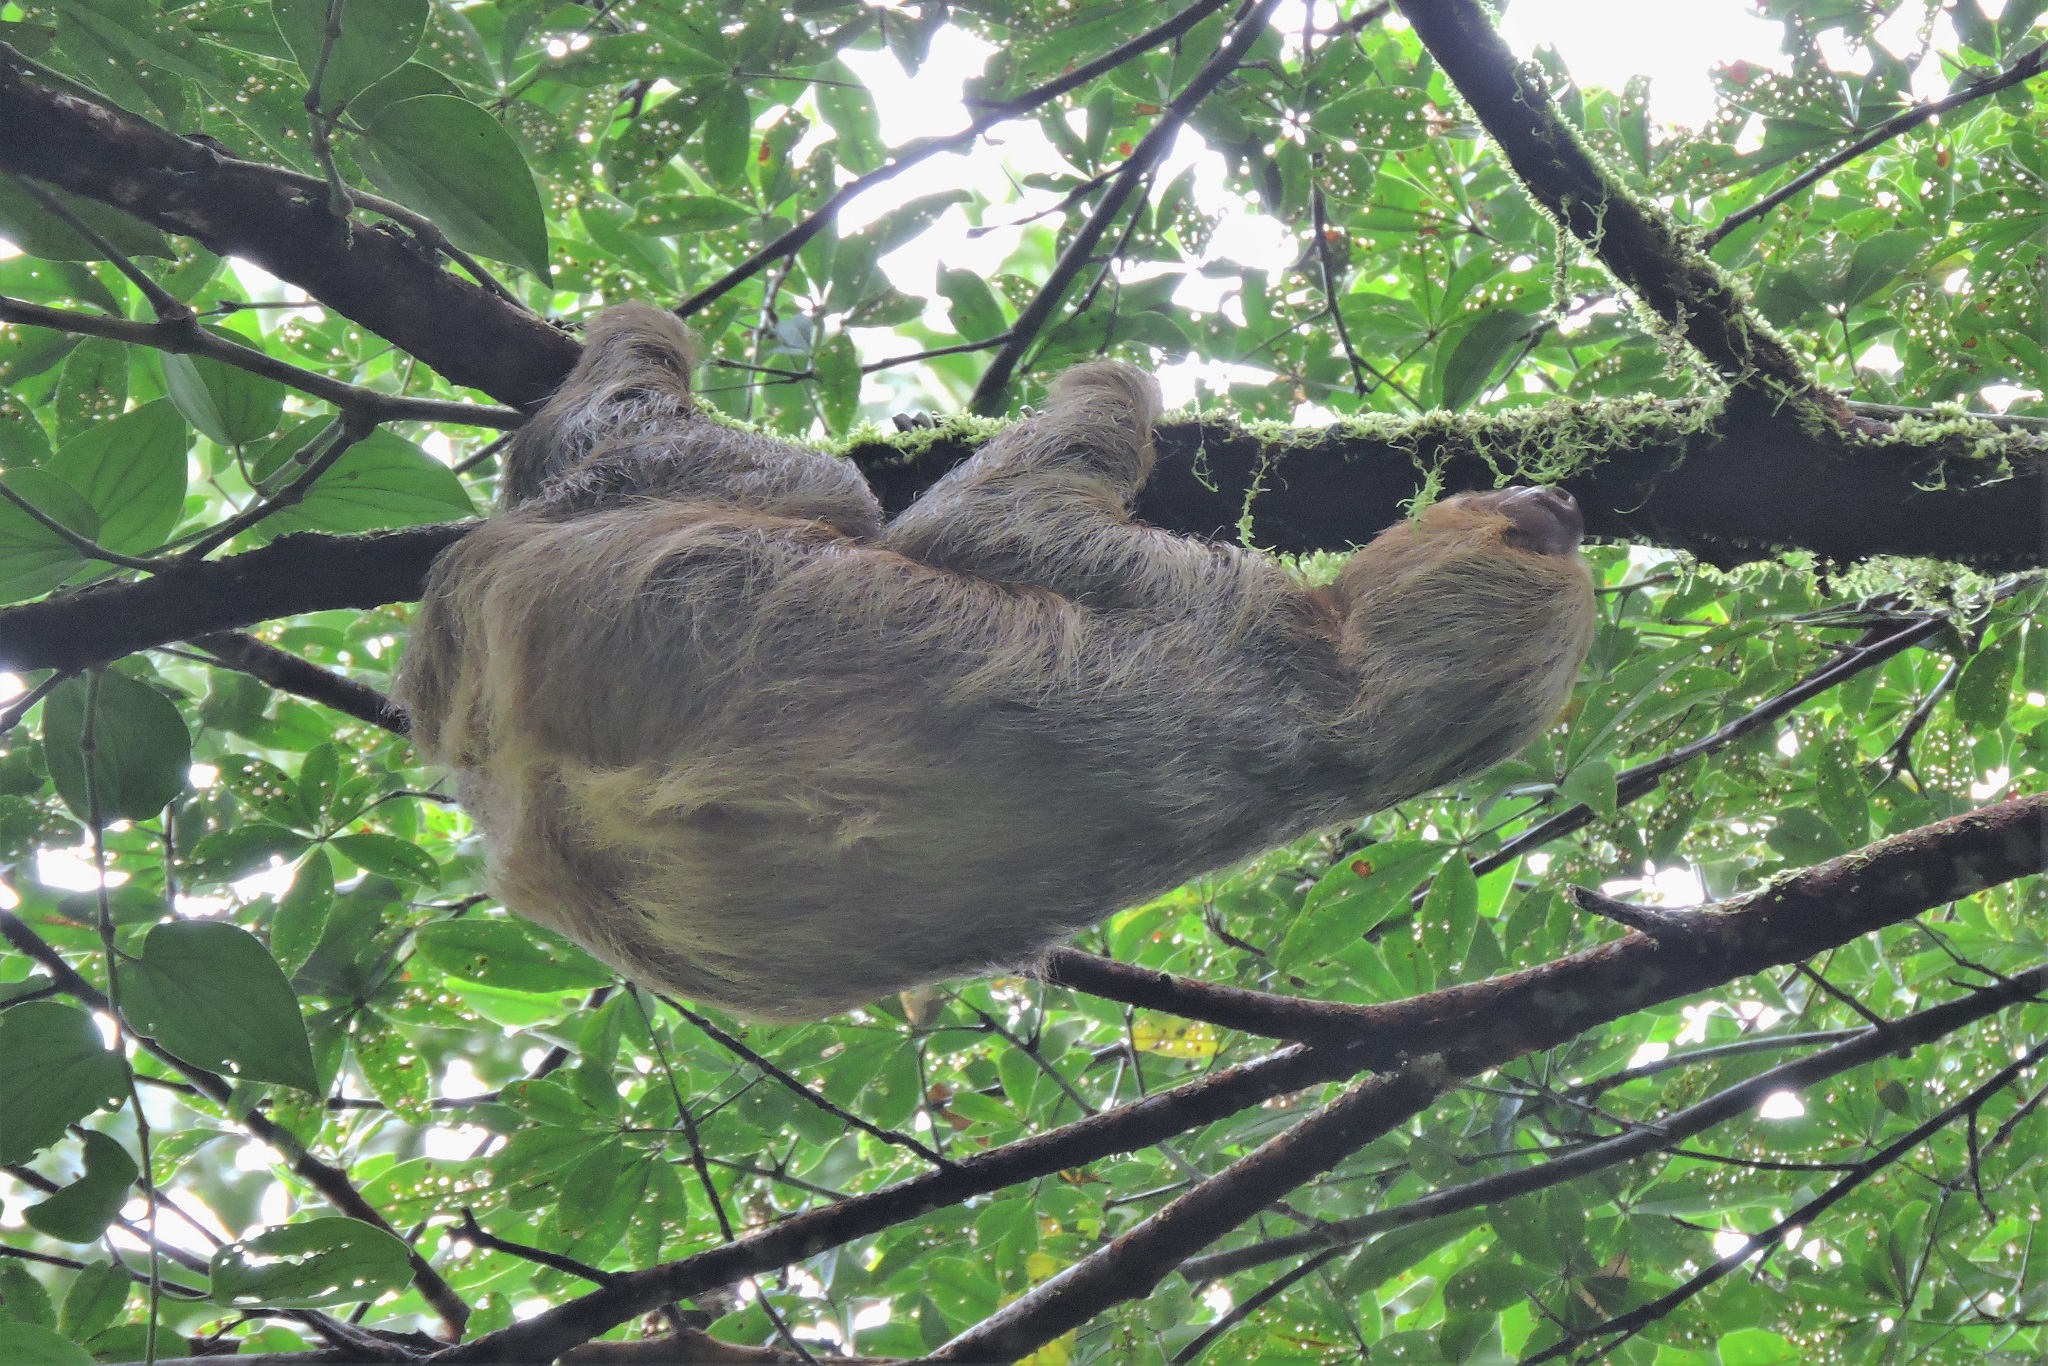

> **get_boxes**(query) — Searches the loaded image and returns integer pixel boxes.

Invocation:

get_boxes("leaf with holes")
[209,1218,413,1309]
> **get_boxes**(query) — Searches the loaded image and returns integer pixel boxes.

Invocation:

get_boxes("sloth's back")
[403,504,1355,1017]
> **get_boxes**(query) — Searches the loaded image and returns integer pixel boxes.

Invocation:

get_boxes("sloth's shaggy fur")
[398,305,1597,1018]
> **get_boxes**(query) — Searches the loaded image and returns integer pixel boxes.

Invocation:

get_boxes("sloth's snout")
[1496,485,1584,557]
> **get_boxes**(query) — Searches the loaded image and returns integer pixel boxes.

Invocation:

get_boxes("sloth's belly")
[466,735,1286,1019]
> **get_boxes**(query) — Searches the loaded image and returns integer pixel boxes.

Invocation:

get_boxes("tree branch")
[1392,0,1845,419]
[0,46,576,408]
[676,0,1239,319]
[923,1068,1448,1361]
[1042,792,2046,1061]
[0,910,471,1338]
[190,631,408,735]
[1177,965,2048,1281]
[8,398,2031,676]
[431,793,2043,1364]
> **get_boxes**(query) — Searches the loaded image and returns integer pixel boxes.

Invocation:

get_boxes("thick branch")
[0,51,576,408]
[191,632,408,735]
[433,794,2042,1364]
[926,1069,1447,1361]
[1178,964,2048,1281]
[1042,792,2047,1067]
[1393,0,1841,416]
[3,405,2038,674]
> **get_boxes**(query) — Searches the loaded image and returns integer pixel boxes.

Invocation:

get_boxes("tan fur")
[397,304,1597,1019]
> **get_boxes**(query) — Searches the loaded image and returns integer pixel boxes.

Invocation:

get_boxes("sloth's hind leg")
[505,304,881,538]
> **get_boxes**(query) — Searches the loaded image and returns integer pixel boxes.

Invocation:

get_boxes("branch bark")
[0,49,576,408]
[2,406,2037,675]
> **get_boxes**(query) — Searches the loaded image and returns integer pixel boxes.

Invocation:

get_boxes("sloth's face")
[1450,485,1585,558]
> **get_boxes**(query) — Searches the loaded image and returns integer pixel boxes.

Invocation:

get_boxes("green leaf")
[814,59,882,174]
[696,82,754,189]
[24,1130,138,1243]
[0,178,169,262]
[209,1217,413,1309]
[1766,808,1850,864]
[1277,840,1447,970]
[0,1002,129,1164]
[272,848,336,975]
[54,338,126,440]
[57,1262,129,1344]
[633,194,756,235]
[357,94,552,280]
[348,59,463,125]
[1831,232,1921,306]
[937,265,1008,342]
[1434,306,1536,411]
[0,1260,57,1328]
[259,430,475,536]
[187,823,313,882]
[274,0,426,109]
[0,329,78,387]
[329,830,440,886]
[0,1323,94,1366]
[0,395,52,467]
[119,920,320,1092]
[413,918,614,993]
[815,330,860,434]
[1954,628,2020,730]
[161,334,287,446]
[46,399,188,554]
[42,670,191,822]
[0,468,97,605]
[1558,758,1618,817]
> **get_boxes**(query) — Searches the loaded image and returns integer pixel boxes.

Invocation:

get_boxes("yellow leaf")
[1019,1332,1074,1365]
[1025,1250,1064,1281]
[1131,1017,1219,1059]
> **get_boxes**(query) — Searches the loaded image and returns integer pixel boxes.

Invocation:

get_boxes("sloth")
[397,305,1597,1019]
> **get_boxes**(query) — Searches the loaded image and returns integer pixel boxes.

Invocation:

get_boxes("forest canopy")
[0,0,2043,1363]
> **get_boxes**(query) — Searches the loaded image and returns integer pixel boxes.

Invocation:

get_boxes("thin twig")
[1706,41,2048,249]
[970,0,1284,411]
[6,172,188,320]
[1178,965,2048,1283]
[674,0,1240,319]
[0,478,164,571]
[659,995,949,1167]
[180,412,378,558]
[0,294,523,429]
[1527,1035,2048,1363]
